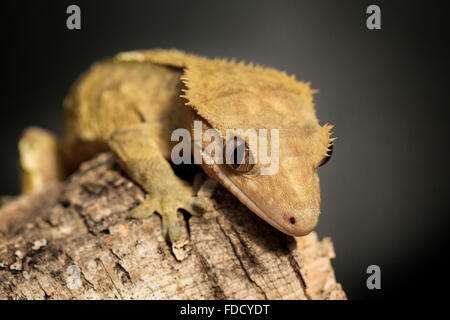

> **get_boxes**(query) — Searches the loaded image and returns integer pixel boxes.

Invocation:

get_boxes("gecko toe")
[188,196,208,216]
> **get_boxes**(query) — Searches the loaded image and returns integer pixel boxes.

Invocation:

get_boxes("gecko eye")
[319,144,333,167]
[224,137,255,173]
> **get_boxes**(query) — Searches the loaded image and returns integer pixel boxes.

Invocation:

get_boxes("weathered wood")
[0,153,346,300]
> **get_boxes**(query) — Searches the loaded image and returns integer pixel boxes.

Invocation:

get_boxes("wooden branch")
[0,153,346,300]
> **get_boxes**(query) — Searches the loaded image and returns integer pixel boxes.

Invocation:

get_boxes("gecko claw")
[188,196,208,216]
[161,213,181,243]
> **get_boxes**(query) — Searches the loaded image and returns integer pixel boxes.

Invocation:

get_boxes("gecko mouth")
[209,163,299,237]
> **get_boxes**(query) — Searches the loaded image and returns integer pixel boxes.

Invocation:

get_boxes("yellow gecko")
[18,49,334,242]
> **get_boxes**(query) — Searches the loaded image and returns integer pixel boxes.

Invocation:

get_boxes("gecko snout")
[286,207,320,236]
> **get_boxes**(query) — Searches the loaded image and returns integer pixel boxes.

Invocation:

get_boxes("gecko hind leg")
[18,127,67,193]
[107,124,208,243]
[19,127,107,193]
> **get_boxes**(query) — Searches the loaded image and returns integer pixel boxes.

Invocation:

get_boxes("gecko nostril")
[289,216,296,224]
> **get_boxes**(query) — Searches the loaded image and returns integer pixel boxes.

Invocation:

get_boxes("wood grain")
[0,153,345,300]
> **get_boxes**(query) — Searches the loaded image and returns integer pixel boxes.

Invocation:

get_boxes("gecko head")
[200,120,335,237]
[179,54,334,236]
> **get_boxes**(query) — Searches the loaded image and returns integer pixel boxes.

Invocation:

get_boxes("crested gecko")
[18,49,334,242]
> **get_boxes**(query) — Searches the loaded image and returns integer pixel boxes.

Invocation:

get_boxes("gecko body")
[18,49,334,242]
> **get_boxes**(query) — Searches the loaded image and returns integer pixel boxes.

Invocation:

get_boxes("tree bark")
[0,153,346,300]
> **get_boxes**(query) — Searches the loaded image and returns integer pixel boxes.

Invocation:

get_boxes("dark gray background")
[1,0,448,299]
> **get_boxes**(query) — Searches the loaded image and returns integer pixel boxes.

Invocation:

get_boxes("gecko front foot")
[130,192,208,243]
[107,124,209,243]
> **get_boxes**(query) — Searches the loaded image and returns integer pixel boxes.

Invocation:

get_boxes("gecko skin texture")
[18,49,334,241]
